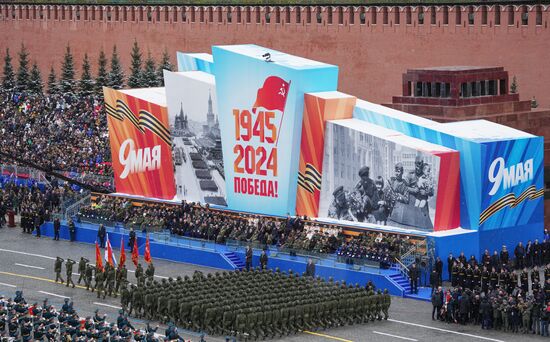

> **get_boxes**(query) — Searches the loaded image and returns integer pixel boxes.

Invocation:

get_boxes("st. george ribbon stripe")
[479,185,544,225]
[106,99,172,146]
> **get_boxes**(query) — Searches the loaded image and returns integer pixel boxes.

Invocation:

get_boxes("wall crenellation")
[1,4,549,30]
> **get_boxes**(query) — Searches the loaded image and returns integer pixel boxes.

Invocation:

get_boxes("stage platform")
[37,220,432,301]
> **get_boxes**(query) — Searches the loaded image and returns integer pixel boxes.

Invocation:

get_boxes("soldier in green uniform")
[120,282,130,313]
[145,262,155,283]
[382,289,390,320]
[85,264,94,291]
[105,264,116,297]
[54,257,64,283]
[77,257,89,285]
[95,268,105,299]
[116,264,128,293]
[135,263,144,287]
[65,258,76,288]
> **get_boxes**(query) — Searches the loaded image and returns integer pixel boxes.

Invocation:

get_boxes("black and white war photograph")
[164,70,227,206]
[319,120,440,231]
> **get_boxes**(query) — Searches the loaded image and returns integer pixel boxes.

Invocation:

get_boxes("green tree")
[16,44,30,92]
[79,53,94,96]
[28,62,43,95]
[157,48,173,86]
[95,49,109,94]
[108,45,125,90]
[60,45,76,94]
[2,48,16,93]
[47,66,58,94]
[128,40,143,88]
[510,76,518,94]
[142,52,158,87]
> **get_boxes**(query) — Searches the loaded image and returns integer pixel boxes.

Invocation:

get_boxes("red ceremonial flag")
[132,238,139,267]
[119,237,126,267]
[144,234,152,264]
[252,76,290,114]
[104,233,116,267]
[95,241,104,272]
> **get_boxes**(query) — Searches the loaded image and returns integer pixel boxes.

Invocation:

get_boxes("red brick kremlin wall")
[1,4,549,109]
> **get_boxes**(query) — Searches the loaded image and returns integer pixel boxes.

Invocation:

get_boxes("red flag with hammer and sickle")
[252,76,290,114]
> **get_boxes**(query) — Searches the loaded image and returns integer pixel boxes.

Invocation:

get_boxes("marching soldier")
[85,264,94,291]
[145,262,155,283]
[106,264,116,297]
[54,257,65,284]
[77,257,89,285]
[95,268,105,299]
[135,263,144,287]
[116,264,128,292]
[382,289,390,320]
[65,258,76,288]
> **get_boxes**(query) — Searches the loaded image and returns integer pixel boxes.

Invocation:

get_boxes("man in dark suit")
[305,259,316,277]
[53,218,61,241]
[409,263,420,294]
[245,246,253,271]
[97,224,106,248]
[259,250,268,270]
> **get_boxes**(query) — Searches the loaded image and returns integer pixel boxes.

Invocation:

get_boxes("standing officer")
[65,259,76,288]
[53,217,61,241]
[305,259,316,277]
[68,218,76,242]
[260,250,268,270]
[77,257,89,285]
[245,246,253,271]
[409,263,420,294]
[447,253,455,284]
[54,257,65,283]
[97,224,106,248]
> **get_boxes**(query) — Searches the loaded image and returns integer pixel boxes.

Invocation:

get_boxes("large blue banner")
[353,100,544,232]
[480,137,544,230]
[212,45,338,216]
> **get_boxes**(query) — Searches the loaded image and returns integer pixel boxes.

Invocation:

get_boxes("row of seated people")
[79,195,423,264]
[337,231,414,267]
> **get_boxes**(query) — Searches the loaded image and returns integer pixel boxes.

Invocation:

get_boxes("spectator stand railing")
[0,163,50,187]
[225,239,388,274]
[54,169,114,190]
[399,238,428,267]
[63,192,92,221]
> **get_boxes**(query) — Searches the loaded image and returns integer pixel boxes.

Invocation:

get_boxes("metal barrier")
[64,194,92,221]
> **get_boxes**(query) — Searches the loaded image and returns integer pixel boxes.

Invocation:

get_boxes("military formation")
[0,290,168,341]
[123,268,390,340]
[54,256,145,300]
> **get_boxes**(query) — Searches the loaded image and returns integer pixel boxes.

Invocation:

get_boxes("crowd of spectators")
[0,92,113,189]
[0,290,188,341]
[430,243,550,336]
[0,179,78,227]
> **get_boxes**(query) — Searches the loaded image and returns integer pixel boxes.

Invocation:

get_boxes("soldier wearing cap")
[328,186,354,221]
[65,258,76,288]
[54,257,65,284]
[353,166,376,222]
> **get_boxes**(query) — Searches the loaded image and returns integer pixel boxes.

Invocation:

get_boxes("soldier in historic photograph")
[328,186,354,221]
[371,177,391,225]
[405,156,435,230]
[353,166,376,222]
